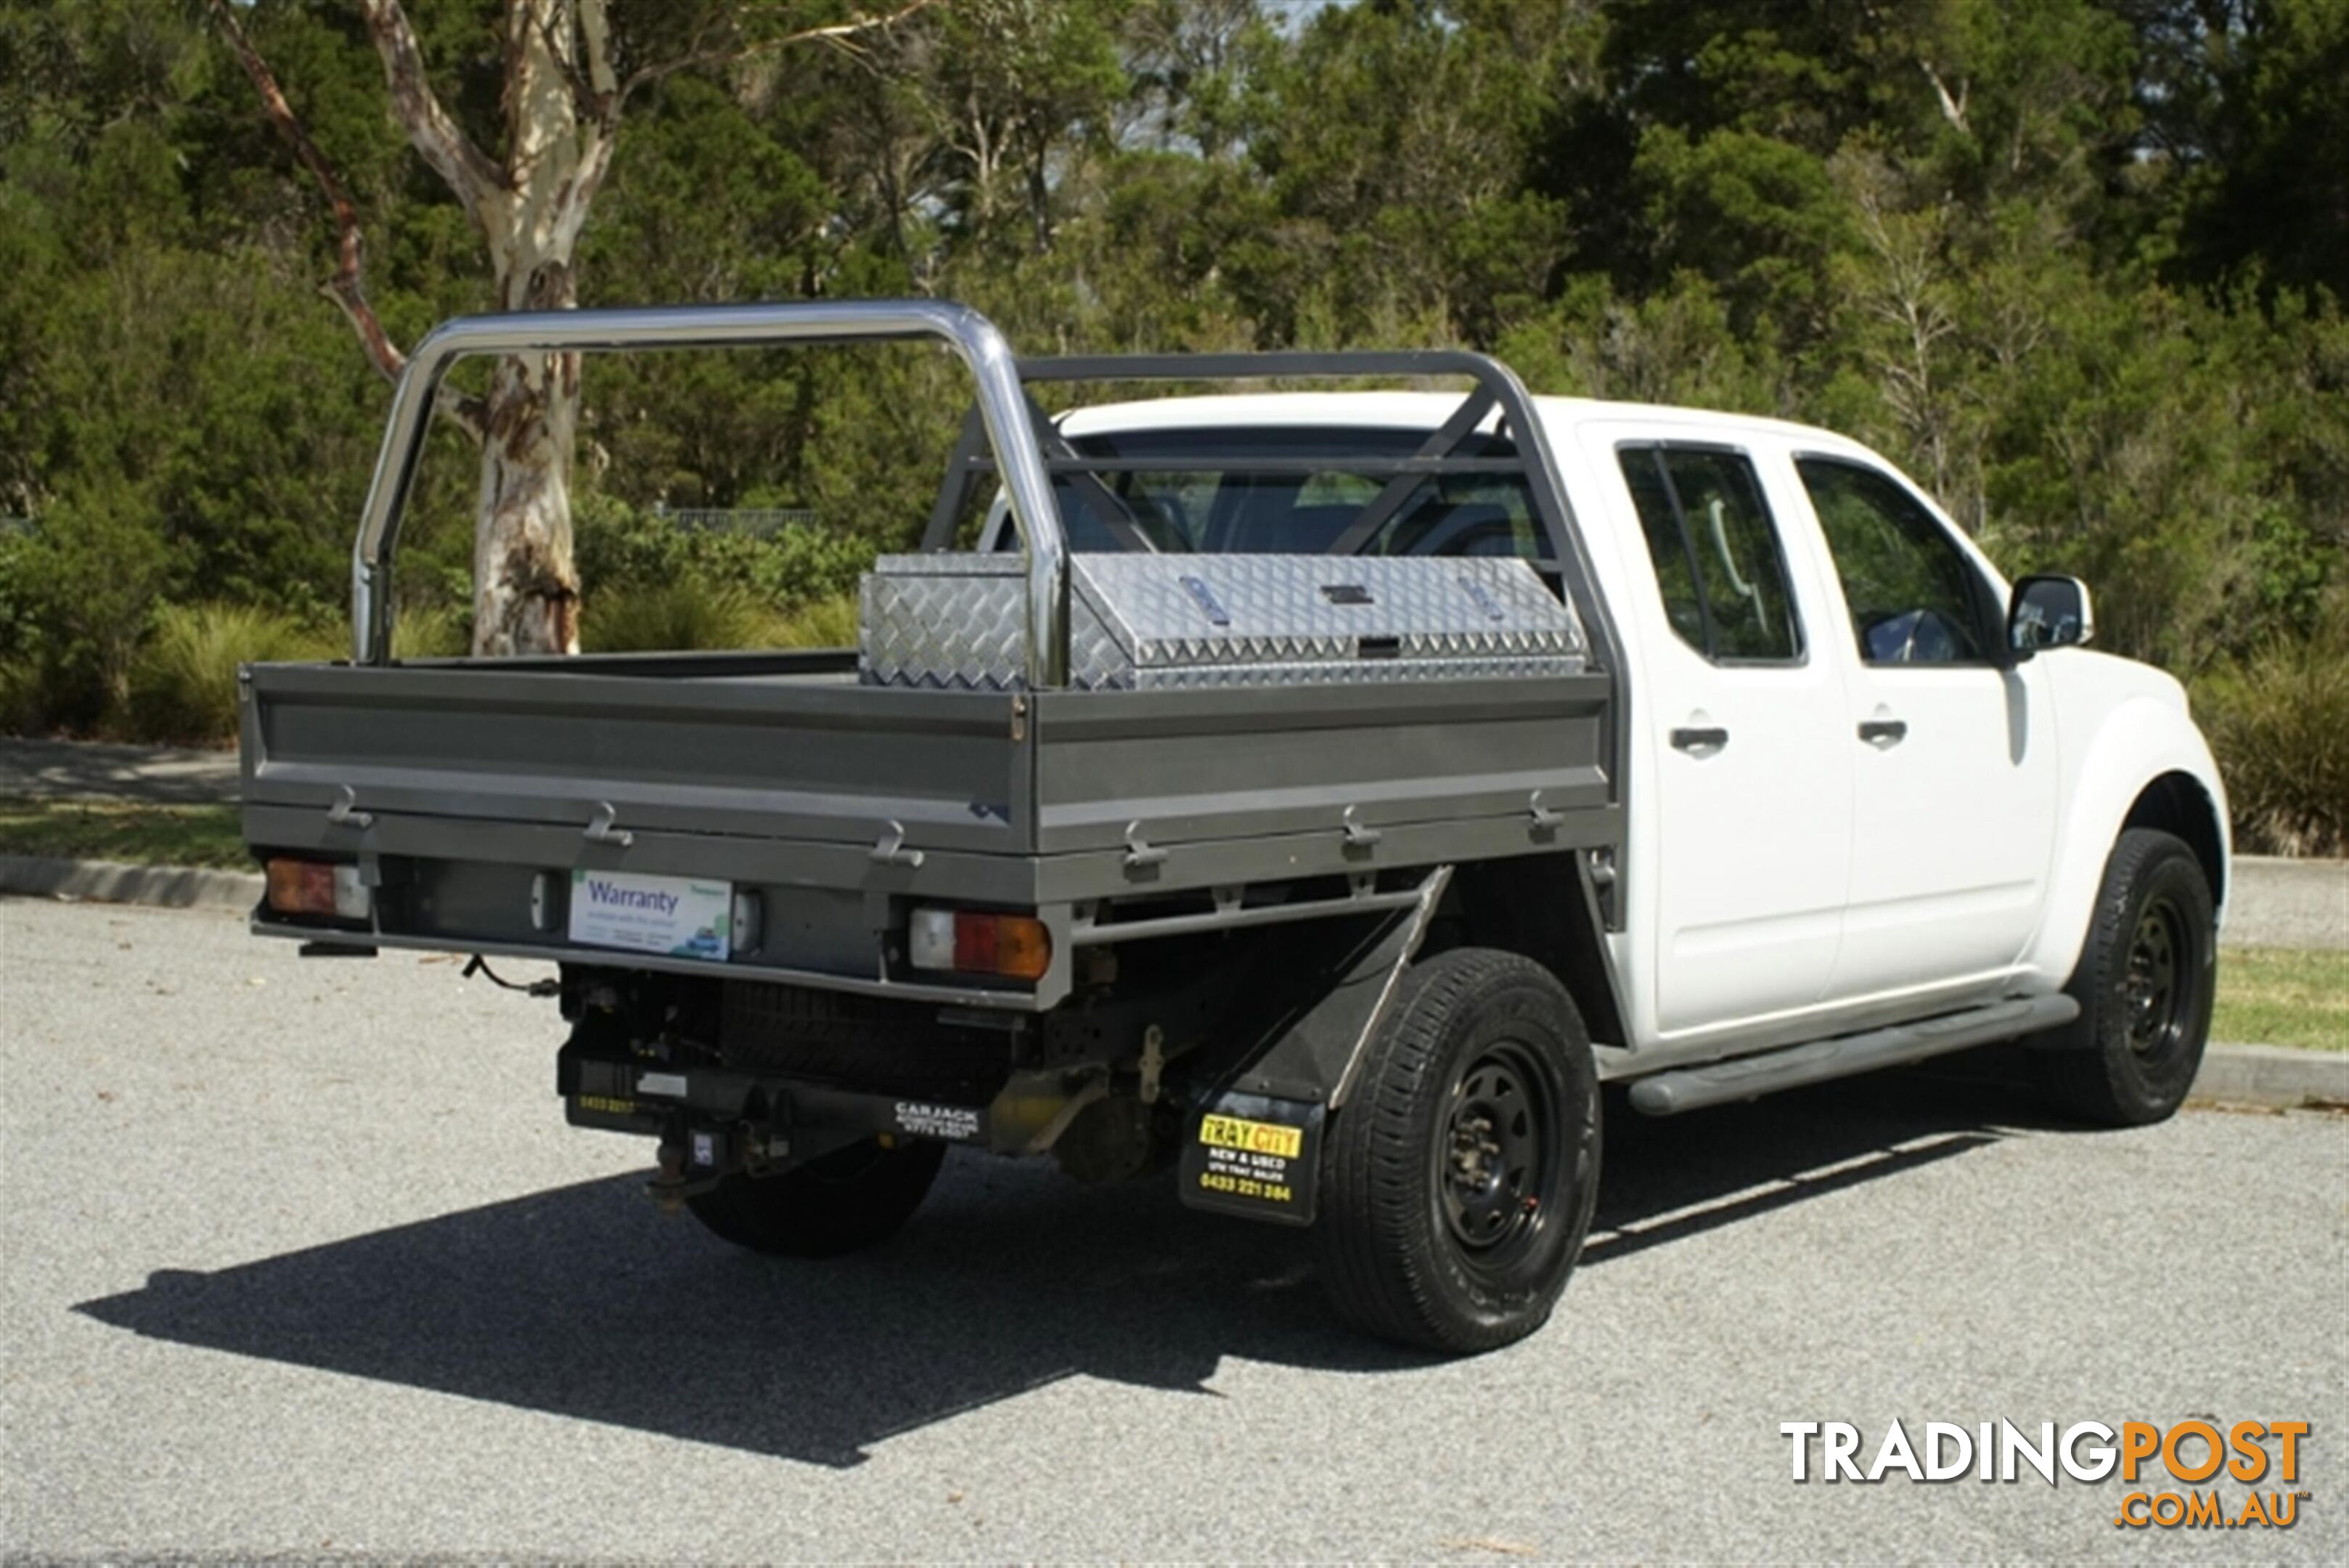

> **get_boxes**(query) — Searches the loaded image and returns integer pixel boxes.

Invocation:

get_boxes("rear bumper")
[253,912,1040,1010]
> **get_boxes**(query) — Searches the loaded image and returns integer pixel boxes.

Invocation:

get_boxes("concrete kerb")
[0,854,261,912]
[4,849,2340,1111]
[2189,1042,2349,1111]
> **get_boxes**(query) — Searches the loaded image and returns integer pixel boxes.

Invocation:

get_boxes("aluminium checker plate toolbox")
[859,552,1588,691]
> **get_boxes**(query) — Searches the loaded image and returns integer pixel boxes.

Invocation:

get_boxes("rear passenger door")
[1602,439,1854,1043]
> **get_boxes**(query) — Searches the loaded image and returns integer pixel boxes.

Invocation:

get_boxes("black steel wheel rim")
[1435,1040,1559,1270]
[2123,894,2189,1058]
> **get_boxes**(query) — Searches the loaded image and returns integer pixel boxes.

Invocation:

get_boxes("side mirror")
[2008,574,2094,659]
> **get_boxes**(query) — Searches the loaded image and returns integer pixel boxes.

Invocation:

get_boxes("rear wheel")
[1313,948,1601,1354]
[2033,828,2215,1126]
[686,1138,945,1257]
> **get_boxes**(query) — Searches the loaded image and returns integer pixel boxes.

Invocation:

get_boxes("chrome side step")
[1627,995,2080,1116]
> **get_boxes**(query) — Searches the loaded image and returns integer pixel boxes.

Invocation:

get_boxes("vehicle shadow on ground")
[77,1048,2064,1468]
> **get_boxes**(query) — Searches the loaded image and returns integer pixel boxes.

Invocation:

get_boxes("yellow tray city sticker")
[1182,1093,1323,1225]
[1197,1113,1304,1161]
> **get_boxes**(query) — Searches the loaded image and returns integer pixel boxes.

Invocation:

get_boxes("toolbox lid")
[860,552,1586,691]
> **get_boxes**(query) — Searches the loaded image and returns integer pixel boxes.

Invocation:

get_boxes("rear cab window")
[997,425,1555,563]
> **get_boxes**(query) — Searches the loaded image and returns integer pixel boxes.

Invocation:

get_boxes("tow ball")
[646,1119,789,1211]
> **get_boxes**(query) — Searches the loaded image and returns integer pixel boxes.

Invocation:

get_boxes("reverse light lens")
[907,907,1051,981]
[264,857,372,921]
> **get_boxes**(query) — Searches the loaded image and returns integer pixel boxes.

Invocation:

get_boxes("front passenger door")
[1795,457,2059,1003]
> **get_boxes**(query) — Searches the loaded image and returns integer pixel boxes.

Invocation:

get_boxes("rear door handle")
[1670,726,1730,753]
[1858,719,1908,746]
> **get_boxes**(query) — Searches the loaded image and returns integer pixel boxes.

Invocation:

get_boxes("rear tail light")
[907,908,1051,981]
[264,857,372,921]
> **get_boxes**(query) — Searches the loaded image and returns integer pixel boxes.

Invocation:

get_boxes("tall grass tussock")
[391,603,471,659]
[581,581,859,655]
[126,603,336,744]
[582,581,773,653]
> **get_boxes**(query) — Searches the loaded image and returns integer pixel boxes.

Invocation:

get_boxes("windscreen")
[1007,425,1553,561]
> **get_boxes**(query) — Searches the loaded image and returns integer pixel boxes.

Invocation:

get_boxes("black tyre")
[1313,947,1601,1354]
[686,1138,945,1258]
[2033,828,2216,1126]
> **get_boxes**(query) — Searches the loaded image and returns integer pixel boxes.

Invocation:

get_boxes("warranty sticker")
[1180,1093,1323,1226]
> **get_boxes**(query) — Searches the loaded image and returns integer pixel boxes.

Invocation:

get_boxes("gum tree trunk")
[467,0,608,658]
[473,325,584,657]
[461,1,610,657]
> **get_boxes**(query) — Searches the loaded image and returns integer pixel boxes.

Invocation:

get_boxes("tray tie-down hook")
[582,801,633,849]
[1123,820,1169,873]
[1341,804,1384,853]
[1528,789,1566,836]
[870,820,925,869]
[325,786,375,830]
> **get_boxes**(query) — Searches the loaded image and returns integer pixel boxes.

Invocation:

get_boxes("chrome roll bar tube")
[349,300,1070,686]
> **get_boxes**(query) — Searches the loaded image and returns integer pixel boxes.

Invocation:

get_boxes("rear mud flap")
[1227,866,1452,1108]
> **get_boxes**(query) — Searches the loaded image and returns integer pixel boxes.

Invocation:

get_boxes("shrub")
[573,492,878,613]
[0,656,47,736]
[745,526,875,608]
[124,603,335,744]
[1,479,176,732]
[2195,616,2349,857]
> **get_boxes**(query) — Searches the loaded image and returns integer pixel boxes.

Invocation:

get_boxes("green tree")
[2115,0,2349,297]
[202,0,946,656]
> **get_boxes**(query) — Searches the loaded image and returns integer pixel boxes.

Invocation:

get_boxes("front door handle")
[1858,718,1909,746]
[1670,726,1730,753]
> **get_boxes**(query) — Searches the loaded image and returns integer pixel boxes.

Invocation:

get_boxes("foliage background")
[0,0,2342,849]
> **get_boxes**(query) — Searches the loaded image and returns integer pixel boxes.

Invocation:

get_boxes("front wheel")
[687,1137,945,1257]
[1313,948,1601,1354]
[2033,828,2216,1126]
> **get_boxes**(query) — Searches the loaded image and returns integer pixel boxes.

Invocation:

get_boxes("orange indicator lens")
[908,908,1052,981]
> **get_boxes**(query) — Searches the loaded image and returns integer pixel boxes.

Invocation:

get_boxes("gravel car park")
[4,896,2341,1561]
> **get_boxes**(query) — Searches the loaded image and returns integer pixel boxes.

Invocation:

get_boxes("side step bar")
[1627,995,2080,1116]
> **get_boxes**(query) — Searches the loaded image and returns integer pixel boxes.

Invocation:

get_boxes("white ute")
[245,303,2230,1354]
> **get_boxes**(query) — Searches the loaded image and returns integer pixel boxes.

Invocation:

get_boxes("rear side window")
[1617,445,1805,663]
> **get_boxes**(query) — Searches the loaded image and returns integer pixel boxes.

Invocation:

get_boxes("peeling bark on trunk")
[474,332,583,657]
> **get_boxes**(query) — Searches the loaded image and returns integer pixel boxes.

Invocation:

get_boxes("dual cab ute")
[242,301,2229,1352]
